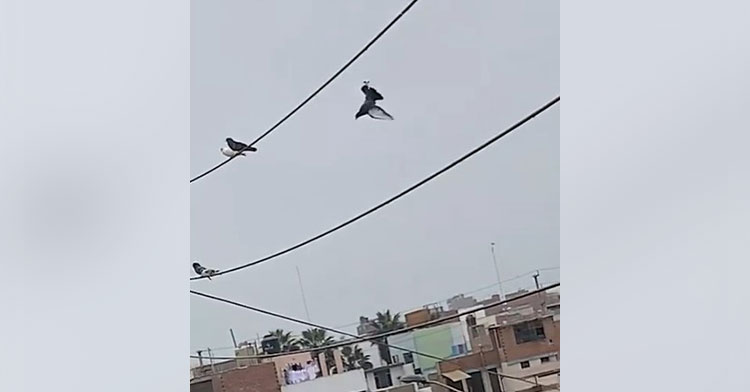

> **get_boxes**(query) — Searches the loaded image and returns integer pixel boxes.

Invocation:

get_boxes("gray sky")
[191,0,559,355]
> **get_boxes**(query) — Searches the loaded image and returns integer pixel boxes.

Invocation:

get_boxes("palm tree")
[298,328,335,349]
[369,310,405,365]
[298,328,338,372]
[342,345,373,370]
[268,329,300,352]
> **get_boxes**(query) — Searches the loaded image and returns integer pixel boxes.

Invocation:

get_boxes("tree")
[369,310,405,365]
[341,345,373,370]
[299,328,337,372]
[268,329,300,352]
[298,328,335,349]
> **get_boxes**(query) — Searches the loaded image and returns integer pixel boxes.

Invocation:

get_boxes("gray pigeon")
[355,81,394,120]
[192,262,219,280]
[222,138,258,157]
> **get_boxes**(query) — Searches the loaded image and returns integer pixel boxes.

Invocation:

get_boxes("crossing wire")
[190,96,560,281]
[190,0,421,183]
[191,283,560,384]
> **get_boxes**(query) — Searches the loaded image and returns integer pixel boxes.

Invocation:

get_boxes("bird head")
[226,137,233,143]
[192,262,201,268]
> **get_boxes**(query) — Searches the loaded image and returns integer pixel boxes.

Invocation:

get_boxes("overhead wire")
[191,283,559,385]
[190,96,561,281]
[332,267,560,329]
[190,0,421,184]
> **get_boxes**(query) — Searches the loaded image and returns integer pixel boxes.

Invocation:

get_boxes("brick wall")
[212,362,281,392]
[492,316,559,363]
[191,379,214,392]
[438,349,502,374]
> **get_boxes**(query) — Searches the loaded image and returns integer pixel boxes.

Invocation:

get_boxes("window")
[520,361,530,369]
[451,344,467,356]
[414,368,423,375]
[446,379,464,392]
[374,369,393,389]
[513,320,546,344]
[468,371,485,392]
[403,352,414,364]
[488,368,502,392]
[541,356,551,363]
[471,326,480,339]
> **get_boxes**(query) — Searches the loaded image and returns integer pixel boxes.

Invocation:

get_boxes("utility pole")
[230,328,238,348]
[296,265,312,320]
[532,270,541,290]
[207,347,216,374]
[196,350,204,366]
[490,242,505,300]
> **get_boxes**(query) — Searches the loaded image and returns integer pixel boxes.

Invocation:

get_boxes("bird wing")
[227,139,249,151]
[368,105,394,120]
[193,264,205,274]
[356,102,372,117]
[361,85,384,101]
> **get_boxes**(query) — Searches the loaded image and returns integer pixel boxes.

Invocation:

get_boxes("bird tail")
[370,106,394,120]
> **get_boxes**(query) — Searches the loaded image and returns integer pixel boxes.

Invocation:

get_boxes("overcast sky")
[190,0,559,356]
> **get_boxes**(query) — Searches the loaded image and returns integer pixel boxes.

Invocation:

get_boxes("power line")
[191,284,556,355]
[191,283,559,384]
[190,96,560,281]
[332,267,560,329]
[190,0,421,184]
[190,288,552,385]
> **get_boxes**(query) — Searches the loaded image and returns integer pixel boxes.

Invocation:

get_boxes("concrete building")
[358,316,379,336]
[190,347,370,392]
[433,314,560,392]
[447,294,478,311]
[190,362,281,392]
[365,362,416,391]
[403,305,458,328]
[282,369,368,392]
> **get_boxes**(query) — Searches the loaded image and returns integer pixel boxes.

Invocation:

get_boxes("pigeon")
[221,137,258,157]
[355,81,394,120]
[192,262,220,280]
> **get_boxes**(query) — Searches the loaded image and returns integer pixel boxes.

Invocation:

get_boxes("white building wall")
[387,330,416,364]
[281,369,368,392]
[499,356,560,392]
[362,343,385,367]
[364,364,415,391]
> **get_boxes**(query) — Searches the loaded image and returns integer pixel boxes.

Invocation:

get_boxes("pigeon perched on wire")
[221,137,258,157]
[355,81,394,120]
[192,262,220,280]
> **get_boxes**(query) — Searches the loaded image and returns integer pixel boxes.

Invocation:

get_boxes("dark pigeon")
[192,262,219,280]
[226,138,258,153]
[355,81,394,120]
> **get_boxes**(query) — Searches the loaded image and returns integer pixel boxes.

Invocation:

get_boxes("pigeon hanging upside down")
[355,81,394,120]
[193,262,220,280]
[221,137,258,157]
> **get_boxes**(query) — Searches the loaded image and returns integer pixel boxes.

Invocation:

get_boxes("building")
[434,313,560,392]
[447,294,478,311]
[358,316,379,336]
[403,305,458,328]
[190,348,371,392]
[190,362,281,392]
[282,369,368,392]
[356,320,473,390]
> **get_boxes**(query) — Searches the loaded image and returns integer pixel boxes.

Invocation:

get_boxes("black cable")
[190,96,560,281]
[191,283,559,384]
[331,268,560,329]
[190,0,421,184]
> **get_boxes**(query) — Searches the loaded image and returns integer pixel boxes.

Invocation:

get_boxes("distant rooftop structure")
[447,294,478,311]
[357,316,378,336]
